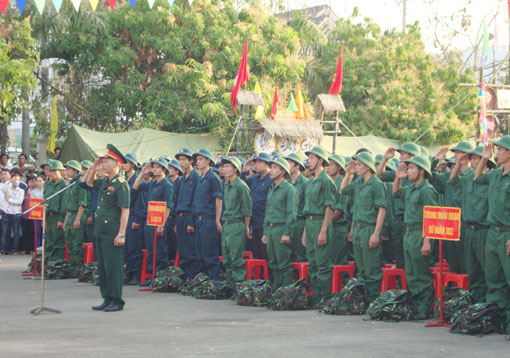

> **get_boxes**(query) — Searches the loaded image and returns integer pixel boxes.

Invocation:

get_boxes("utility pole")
[402,0,407,32]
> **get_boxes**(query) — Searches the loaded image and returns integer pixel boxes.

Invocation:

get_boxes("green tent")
[59,125,221,163]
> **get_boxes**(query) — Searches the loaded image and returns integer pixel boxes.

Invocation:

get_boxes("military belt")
[266,222,284,227]
[405,224,422,233]
[491,226,510,233]
[354,221,374,229]
[307,215,323,221]
[223,218,242,225]
[198,215,215,220]
[466,223,489,231]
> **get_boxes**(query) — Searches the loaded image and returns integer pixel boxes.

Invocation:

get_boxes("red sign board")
[423,206,461,241]
[147,201,166,226]
[28,198,44,220]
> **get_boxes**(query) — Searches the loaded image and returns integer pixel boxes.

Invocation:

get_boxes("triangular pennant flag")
[482,21,489,55]
[270,83,278,120]
[71,0,80,11]
[129,0,136,8]
[253,82,264,119]
[288,93,297,112]
[295,85,307,119]
[0,0,9,14]
[52,0,62,12]
[167,0,173,6]
[108,0,116,9]
[147,0,155,8]
[328,45,343,95]
[89,0,98,10]
[230,40,250,114]
[34,0,46,14]
[16,0,27,13]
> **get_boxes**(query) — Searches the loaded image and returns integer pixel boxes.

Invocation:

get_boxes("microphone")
[68,171,84,184]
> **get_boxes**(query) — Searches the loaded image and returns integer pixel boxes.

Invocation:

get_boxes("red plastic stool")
[330,264,355,293]
[430,269,451,298]
[245,259,269,280]
[292,262,309,280]
[384,263,396,268]
[65,243,69,261]
[444,273,469,290]
[83,243,94,264]
[381,268,407,292]
[243,251,254,260]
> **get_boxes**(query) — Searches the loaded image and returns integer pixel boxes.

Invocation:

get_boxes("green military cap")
[405,155,432,178]
[344,156,352,165]
[64,160,82,172]
[271,152,281,160]
[354,151,376,173]
[175,148,194,160]
[285,153,305,170]
[494,135,510,150]
[253,152,272,163]
[81,160,93,169]
[193,148,215,164]
[328,154,346,170]
[468,145,496,168]
[375,154,396,171]
[125,153,140,168]
[151,157,169,172]
[396,142,421,157]
[305,146,330,166]
[270,157,291,176]
[450,141,475,153]
[100,143,128,164]
[168,159,183,174]
[40,159,55,169]
[221,156,242,173]
[420,146,430,158]
[160,154,171,162]
[48,160,65,171]
[239,157,247,166]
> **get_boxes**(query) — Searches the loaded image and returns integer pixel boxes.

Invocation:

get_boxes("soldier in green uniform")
[474,138,510,337]
[62,160,89,274]
[449,145,495,303]
[44,160,67,262]
[393,156,439,319]
[341,151,386,302]
[285,153,308,262]
[261,157,297,288]
[85,144,130,312]
[302,146,336,306]
[220,156,252,282]
[376,142,421,269]
[80,160,94,244]
[375,154,396,264]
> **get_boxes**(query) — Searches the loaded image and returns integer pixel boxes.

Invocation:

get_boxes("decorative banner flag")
[167,0,173,6]
[147,0,154,8]
[288,93,297,112]
[478,82,488,144]
[270,83,278,120]
[129,0,136,8]
[47,95,58,153]
[230,40,250,114]
[89,0,99,11]
[328,45,343,95]
[253,82,264,119]
[71,0,80,11]
[52,0,62,12]
[482,21,489,56]
[0,0,9,14]
[108,0,116,9]
[294,85,308,119]
[16,0,27,13]
[493,18,500,52]
[508,0,510,19]
[34,0,46,14]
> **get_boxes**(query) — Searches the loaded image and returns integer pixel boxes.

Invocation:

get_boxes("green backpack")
[45,260,73,280]
[194,280,234,300]
[434,287,473,324]
[450,302,505,336]
[268,279,308,311]
[367,289,412,322]
[151,266,186,293]
[178,278,193,296]
[235,280,273,307]
[78,262,98,283]
[24,252,47,275]
[320,278,369,315]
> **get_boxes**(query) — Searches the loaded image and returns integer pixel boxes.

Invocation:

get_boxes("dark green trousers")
[305,218,333,303]
[266,225,293,288]
[464,225,487,303]
[403,231,434,316]
[96,236,125,307]
[221,221,246,282]
[353,224,382,302]
[64,212,86,270]
[290,219,307,262]
[392,217,405,269]
[331,222,348,265]
[446,222,466,274]
[46,214,65,262]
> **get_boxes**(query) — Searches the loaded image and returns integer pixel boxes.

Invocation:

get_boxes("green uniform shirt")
[342,174,386,225]
[431,168,473,208]
[289,174,308,218]
[93,173,130,239]
[381,170,408,217]
[333,175,350,225]
[44,178,67,220]
[264,180,298,236]
[302,169,336,216]
[448,170,489,226]
[222,176,252,222]
[394,179,439,226]
[475,168,510,227]
[62,180,89,213]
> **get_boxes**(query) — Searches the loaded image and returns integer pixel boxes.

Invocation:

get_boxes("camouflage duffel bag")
[78,262,98,283]
[320,278,369,315]
[24,252,47,275]
[152,266,186,293]
[194,280,234,300]
[268,278,308,311]
[450,302,505,336]
[235,280,273,307]
[178,278,193,296]
[45,260,73,280]
[367,289,412,322]
[434,287,472,324]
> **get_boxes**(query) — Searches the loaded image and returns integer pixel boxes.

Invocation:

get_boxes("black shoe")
[103,304,123,312]
[127,277,140,286]
[92,302,109,311]
[139,279,152,287]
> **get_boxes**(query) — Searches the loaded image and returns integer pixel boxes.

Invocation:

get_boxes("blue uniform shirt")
[79,181,99,213]
[127,173,139,214]
[136,177,174,209]
[193,168,222,218]
[246,173,273,229]
[175,169,200,214]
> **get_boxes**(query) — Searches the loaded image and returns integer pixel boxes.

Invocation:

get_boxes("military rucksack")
[434,287,473,324]
[24,252,47,275]
[235,280,273,307]
[178,278,193,296]
[367,289,412,322]
[320,278,369,315]
[45,260,73,280]
[268,279,308,311]
[450,302,505,336]
[194,280,234,300]
[151,266,186,293]
[78,262,98,283]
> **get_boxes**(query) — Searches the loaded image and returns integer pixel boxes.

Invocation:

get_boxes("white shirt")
[31,188,44,199]
[2,184,25,215]
[0,182,8,214]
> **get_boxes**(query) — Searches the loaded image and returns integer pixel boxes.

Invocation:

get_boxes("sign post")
[22,198,45,277]
[139,201,166,292]
[422,206,461,328]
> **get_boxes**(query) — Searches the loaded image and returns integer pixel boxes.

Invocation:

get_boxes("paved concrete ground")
[0,255,507,358]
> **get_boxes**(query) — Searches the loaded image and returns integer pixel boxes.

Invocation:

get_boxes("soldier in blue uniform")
[165,159,182,264]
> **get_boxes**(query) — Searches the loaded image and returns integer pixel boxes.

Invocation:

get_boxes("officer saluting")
[85,144,130,312]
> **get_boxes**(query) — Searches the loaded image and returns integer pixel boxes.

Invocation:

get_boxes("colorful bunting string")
[89,0,98,11]
[0,0,179,13]
[16,0,27,13]
[0,0,9,15]
[71,0,80,11]
[52,0,62,12]
[108,0,116,10]
[129,0,136,8]
[147,0,154,9]
[478,83,488,144]
[33,0,46,14]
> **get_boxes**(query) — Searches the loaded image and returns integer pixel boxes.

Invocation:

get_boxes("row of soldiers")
[40,139,510,333]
